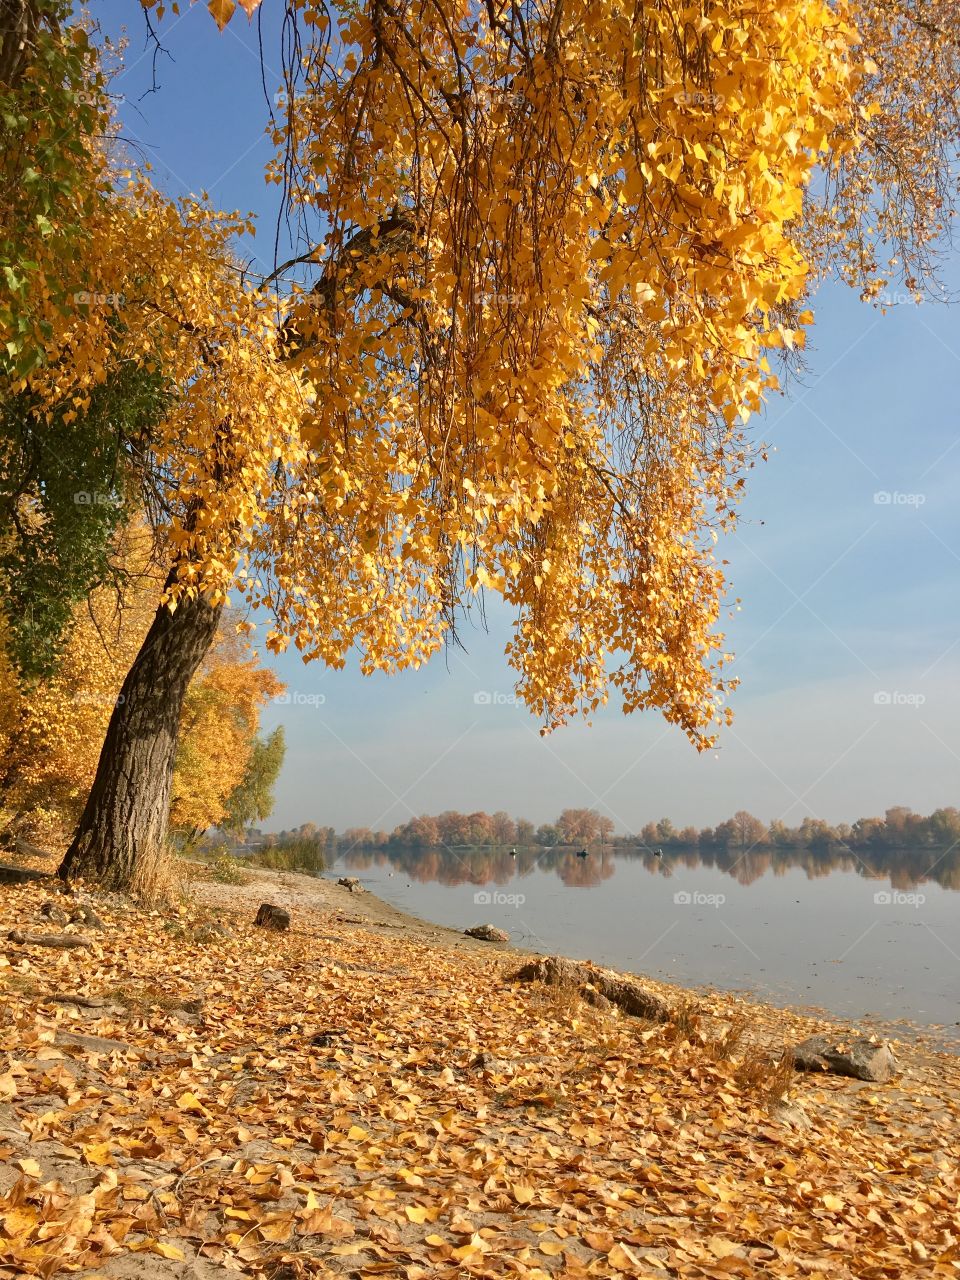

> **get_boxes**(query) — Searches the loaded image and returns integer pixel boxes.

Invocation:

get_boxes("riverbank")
[1,856,959,1277]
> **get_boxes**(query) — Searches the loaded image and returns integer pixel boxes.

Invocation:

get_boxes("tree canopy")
[6,0,959,744]
[2,0,959,886]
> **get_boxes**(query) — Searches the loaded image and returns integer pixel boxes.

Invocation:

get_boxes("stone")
[791,1034,898,1083]
[39,901,69,926]
[254,903,290,931]
[511,955,671,1022]
[70,902,105,930]
[337,876,364,893]
[56,1030,131,1055]
[193,921,229,942]
[464,924,510,942]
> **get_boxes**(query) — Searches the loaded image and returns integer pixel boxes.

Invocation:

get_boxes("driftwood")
[7,930,90,950]
[48,993,113,1008]
[511,956,671,1022]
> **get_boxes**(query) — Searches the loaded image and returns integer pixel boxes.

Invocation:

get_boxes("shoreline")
[4,853,960,1277]
[195,861,960,1056]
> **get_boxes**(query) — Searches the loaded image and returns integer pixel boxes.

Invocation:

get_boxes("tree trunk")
[58,587,223,890]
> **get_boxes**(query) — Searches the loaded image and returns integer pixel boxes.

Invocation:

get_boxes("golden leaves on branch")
[9,0,960,743]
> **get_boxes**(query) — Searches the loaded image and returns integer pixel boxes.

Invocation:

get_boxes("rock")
[337,877,364,893]
[193,921,229,942]
[791,1034,898,1082]
[511,955,671,1022]
[309,1028,349,1047]
[0,863,48,886]
[171,995,204,1015]
[70,903,105,930]
[39,901,69,926]
[254,903,290,931]
[7,930,90,950]
[55,1030,131,1055]
[464,924,510,942]
[772,1101,812,1130]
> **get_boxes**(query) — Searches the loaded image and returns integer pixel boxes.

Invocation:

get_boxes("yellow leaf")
[82,1142,113,1167]
[707,1236,739,1258]
[608,1241,642,1270]
[153,1242,185,1261]
[176,1091,208,1116]
[207,0,235,28]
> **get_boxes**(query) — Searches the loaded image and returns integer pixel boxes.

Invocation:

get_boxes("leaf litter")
[0,871,958,1278]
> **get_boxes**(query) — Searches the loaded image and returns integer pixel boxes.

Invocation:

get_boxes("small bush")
[251,834,326,876]
[209,851,251,885]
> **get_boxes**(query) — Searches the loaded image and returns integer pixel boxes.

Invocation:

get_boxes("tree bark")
[58,586,223,890]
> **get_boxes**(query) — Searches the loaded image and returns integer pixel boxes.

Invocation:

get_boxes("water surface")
[332,844,960,1038]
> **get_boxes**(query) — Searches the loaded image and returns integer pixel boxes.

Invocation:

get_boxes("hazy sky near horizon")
[98,1,960,834]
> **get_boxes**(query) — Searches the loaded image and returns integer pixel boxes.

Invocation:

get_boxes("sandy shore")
[3,854,960,1278]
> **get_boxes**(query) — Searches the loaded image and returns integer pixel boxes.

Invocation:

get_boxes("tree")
[491,811,517,846]
[557,808,602,846]
[5,0,960,889]
[170,631,283,843]
[515,819,536,846]
[0,530,280,848]
[730,811,768,849]
[220,727,286,840]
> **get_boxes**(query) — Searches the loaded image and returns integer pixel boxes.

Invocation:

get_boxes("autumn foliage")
[0,530,282,845]
[1,0,959,886]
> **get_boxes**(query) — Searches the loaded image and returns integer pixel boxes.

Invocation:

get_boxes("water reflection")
[339,841,960,894]
[333,843,960,1036]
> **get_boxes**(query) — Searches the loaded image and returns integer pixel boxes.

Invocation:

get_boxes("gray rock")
[70,902,105,930]
[511,955,671,1022]
[39,901,69,926]
[193,921,229,942]
[337,876,364,893]
[464,924,510,942]
[254,903,290,931]
[791,1034,897,1082]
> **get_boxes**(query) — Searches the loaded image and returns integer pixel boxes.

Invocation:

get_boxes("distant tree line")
[259,804,960,853]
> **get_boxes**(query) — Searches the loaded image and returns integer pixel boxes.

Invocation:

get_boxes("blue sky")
[97,1,960,834]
